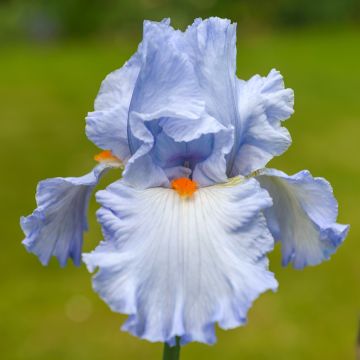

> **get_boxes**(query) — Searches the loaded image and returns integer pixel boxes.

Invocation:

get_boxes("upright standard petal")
[124,19,232,188]
[86,51,141,162]
[83,178,277,345]
[185,17,238,129]
[85,20,172,163]
[184,18,238,185]
[184,19,294,178]
[228,70,294,177]
[21,164,109,267]
[256,169,349,269]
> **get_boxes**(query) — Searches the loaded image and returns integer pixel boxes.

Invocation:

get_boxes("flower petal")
[85,19,172,163]
[185,17,237,129]
[256,169,349,269]
[192,127,234,186]
[21,164,109,267]
[184,20,294,178]
[83,178,277,345]
[149,124,233,187]
[229,69,294,176]
[126,20,207,152]
[86,52,141,163]
[86,18,294,187]
[124,20,230,188]
[183,18,239,185]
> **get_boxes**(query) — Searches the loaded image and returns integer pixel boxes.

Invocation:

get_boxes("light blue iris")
[21,17,349,345]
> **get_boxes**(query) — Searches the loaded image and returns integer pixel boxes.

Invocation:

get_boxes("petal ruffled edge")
[84,178,277,344]
[229,69,294,177]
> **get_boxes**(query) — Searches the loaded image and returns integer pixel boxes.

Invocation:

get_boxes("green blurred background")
[1,0,359,359]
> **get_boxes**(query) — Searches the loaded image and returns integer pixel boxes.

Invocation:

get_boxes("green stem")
[162,337,181,360]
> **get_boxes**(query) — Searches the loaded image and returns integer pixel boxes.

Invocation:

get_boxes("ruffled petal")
[256,169,349,269]
[83,178,277,345]
[228,69,294,176]
[85,18,295,187]
[126,20,206,151]
[123,19,237,188]
[182,18,239,185]
[85,19,173,164]
[184,20,294,178]
[21,164,109,267]
[86,52,141,162]
[123,20,231,188]
[184,17,238,129]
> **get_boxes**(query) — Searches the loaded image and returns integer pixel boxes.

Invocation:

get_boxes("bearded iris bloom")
[21,17,349,349]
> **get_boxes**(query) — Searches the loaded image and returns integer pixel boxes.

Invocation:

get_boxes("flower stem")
[162,337,181,360]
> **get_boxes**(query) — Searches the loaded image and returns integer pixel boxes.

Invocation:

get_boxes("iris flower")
[21,17,349,354]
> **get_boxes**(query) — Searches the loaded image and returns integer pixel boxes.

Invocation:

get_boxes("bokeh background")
[1,0,359,359]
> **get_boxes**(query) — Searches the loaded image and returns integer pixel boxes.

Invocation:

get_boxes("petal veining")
[256,169,349,269]
[83,178,277,344]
